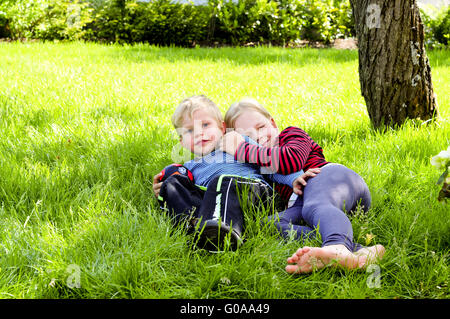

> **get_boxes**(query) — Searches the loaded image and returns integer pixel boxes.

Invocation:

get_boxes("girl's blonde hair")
[224,98,272,128]
[171,95,223,131]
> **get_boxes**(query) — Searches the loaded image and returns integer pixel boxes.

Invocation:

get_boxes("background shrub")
[0,9,9,38]
[210,0,353,44]
[134,0,211,46]
[0,0,92,40]
[0,0,447,47]
[421,5,450,49]
[85,0,211,45]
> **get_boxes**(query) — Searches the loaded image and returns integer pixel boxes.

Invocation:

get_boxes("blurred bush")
[86,0,211,45]
[420,5,449,49]
[0,0,92,40]
[0,0,446,48]
[0,9,9,38]
[210,0,353,44]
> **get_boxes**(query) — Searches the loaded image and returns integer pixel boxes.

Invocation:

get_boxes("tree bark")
[349,0,439,129]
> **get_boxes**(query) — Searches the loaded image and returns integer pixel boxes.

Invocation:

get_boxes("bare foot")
[355,244,385,263]
[285,244,367,274]
[286,247,311,265]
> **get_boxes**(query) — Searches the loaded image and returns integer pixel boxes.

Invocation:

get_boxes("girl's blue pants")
[268,163,371,252]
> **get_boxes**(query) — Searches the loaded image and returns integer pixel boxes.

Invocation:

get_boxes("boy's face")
[233,110,279,148]
[179,108,225,156]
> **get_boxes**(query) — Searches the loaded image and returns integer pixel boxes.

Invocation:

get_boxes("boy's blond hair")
[172,95,223,133]
[224,98,272,128]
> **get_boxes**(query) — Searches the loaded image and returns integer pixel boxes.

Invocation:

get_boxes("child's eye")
[186,128,193,134]
[202,123,209,128]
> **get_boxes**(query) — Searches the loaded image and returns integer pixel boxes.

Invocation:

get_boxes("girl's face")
[233,110,279,148]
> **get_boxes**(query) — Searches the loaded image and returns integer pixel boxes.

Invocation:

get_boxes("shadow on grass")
[96,44,449,68]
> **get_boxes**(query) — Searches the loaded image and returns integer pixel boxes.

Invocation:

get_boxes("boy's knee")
[165,174,191,186]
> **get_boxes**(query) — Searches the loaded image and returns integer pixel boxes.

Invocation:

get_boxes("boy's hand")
[292,168,321,195]
[219,131,245,156]
[152,172,163,197]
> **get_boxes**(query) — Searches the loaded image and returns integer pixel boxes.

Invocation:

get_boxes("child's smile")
[233,109,279,148]
[179,108,225,156]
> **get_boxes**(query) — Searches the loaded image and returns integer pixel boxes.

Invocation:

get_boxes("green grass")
[0,42,448,299]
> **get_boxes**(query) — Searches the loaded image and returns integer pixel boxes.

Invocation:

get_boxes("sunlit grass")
[0,42,448,298]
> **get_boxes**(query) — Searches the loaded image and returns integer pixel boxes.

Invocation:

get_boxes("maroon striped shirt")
[235,126,329,204]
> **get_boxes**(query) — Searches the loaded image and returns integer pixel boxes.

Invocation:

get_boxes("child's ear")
[270,117,278,129]
[221,121,226,133]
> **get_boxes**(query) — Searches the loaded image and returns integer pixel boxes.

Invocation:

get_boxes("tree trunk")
[349,0,439,129]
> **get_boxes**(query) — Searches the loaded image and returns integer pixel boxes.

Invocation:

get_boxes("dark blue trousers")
[268,163,371,252]
[159,174,272,236]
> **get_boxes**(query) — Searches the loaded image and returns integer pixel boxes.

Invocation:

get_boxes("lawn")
[0,42,448,299]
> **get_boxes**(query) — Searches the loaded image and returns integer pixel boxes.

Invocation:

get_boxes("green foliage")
[0,0,92,40]
[82,0,212,45]
[420,5,449,48]
[0,0,10,38]
[211,0,353,44]
[0,0,354,45]
[132,0,211,46]
[1,0,447,47]
[0,12,8,38]
[300,0,354,42]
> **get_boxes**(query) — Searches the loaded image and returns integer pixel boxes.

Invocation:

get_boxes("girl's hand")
[293,168,321,195]
[152,172,163,197]
[219,131,245,156]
